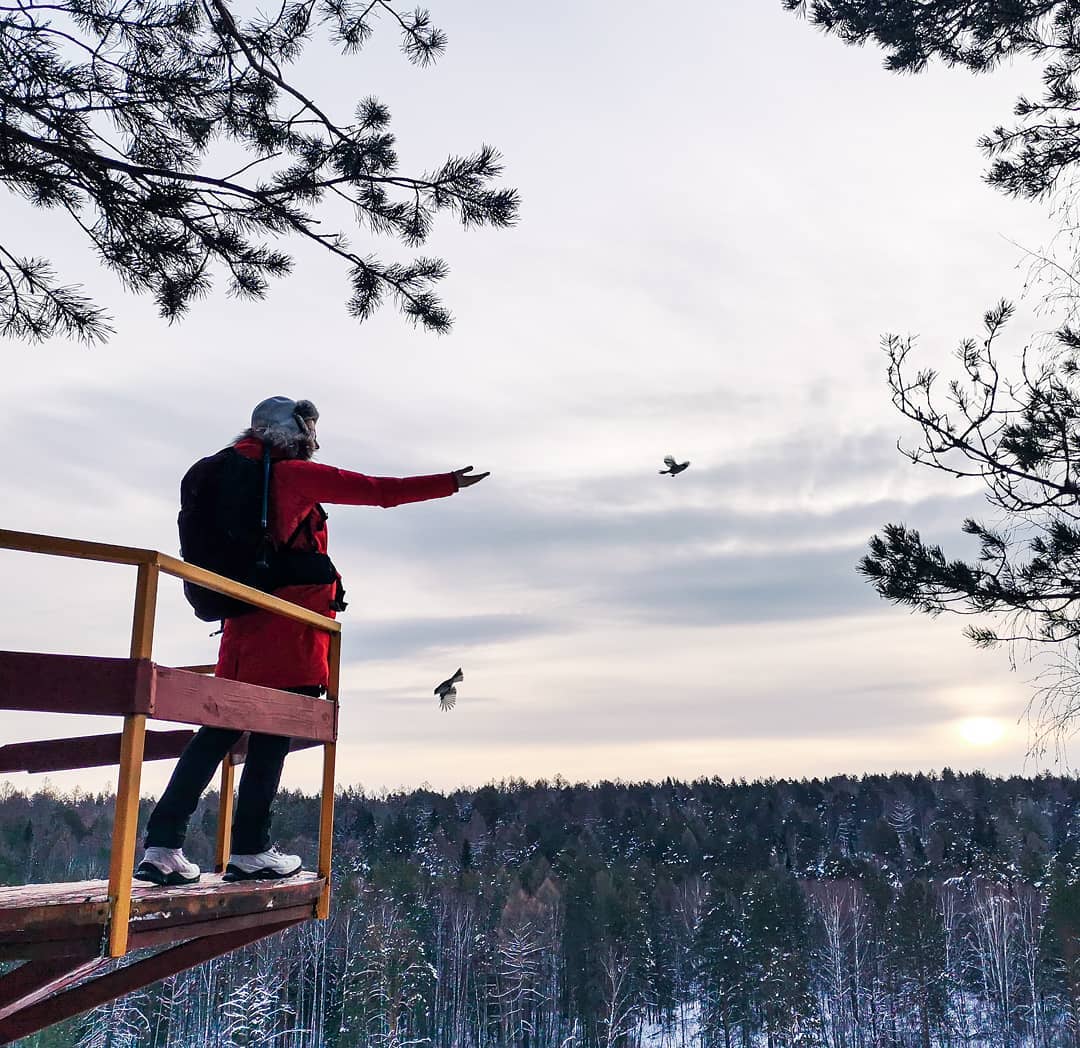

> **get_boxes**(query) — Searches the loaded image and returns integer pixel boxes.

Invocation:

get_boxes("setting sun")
[958,716,1006,747]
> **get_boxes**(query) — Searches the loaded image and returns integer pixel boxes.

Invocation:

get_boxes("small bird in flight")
[659,455,690,476]
[435,668,464,711]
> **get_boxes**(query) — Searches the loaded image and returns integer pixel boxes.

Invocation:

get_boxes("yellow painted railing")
[0,529,340,956]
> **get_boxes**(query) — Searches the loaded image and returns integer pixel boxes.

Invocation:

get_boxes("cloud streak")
[0,0,1050,791]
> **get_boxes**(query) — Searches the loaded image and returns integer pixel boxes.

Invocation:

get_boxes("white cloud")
[0,0,1061,795]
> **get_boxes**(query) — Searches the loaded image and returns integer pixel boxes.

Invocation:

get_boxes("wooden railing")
[0,528,341,957]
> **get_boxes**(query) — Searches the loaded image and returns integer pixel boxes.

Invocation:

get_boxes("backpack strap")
[260,448,272,531]
[254,447,274,580]
[282,504,327,551]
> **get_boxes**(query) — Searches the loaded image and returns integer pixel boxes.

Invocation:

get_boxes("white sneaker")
[134,847,200,886]
[223,846,302,882]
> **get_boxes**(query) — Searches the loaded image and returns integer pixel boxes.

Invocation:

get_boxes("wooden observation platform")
[0,529,341,1043]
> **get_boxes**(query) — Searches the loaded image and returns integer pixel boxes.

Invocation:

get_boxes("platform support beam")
[0,916,305,1043]
[0,956,103,1018]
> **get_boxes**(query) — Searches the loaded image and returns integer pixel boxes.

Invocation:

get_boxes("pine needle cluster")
[785,1,1080,200]
[0,0,519,342]
[785,1,1080,739]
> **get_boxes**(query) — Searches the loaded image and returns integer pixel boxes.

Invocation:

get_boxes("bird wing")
[434,668,464,694]
[440,691,457,711]
[663,455,676,468]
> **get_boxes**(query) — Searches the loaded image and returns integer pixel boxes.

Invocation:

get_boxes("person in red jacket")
[136,396,488,884]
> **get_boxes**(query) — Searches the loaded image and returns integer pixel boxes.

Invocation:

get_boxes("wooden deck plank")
[127,902,314,950]
[125,874,322,934]
[0,873,323,945]
[0,871,322,910]
[0,652,152,716]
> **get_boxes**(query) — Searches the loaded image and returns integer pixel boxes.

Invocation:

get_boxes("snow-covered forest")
[4,770,1079,1047]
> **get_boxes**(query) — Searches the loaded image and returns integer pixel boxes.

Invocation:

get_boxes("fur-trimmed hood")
[241,397,319,460]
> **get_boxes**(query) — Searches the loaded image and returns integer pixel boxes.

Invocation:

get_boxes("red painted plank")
[0,729,318,774]
[0,654,335,740]
[0,652,152,716]
[0,730,196,774]
[0,916,305,1042]
[227,735,320,765]
[151,667,335,741]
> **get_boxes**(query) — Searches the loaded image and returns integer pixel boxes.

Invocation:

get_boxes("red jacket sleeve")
[279,460,458,508]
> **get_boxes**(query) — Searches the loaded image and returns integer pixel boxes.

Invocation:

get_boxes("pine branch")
[0,0,518,341]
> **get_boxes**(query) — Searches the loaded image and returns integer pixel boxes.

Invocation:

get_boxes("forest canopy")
[4,771,1078,1047]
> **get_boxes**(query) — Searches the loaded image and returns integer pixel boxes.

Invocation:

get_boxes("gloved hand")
[453,465,490,489]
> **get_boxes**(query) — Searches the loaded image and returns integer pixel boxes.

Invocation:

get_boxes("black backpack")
[178,447,276,621]
[178,447,347,622]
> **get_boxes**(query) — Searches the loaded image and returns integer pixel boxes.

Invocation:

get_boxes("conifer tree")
[696,886,747,1048]
[0,0,518,342]
[888,879,947,1048]
[786,1,1080,734]
[786,0,1080,203]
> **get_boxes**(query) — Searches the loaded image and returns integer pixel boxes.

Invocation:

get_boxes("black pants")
[144,685,322,855]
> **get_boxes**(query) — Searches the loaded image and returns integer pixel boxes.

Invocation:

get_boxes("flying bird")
[659,455,690,476]
[435,668,464,711]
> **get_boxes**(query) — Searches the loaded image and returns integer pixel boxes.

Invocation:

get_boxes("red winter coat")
[215,437,458,689]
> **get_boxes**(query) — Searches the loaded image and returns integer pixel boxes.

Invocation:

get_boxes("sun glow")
[957,717,1006,747]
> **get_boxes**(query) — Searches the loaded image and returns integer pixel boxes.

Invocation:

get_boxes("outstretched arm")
[284,461,489,507]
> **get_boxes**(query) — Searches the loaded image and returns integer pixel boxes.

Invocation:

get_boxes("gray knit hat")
[250,396,318,435]
[248,396,319,455]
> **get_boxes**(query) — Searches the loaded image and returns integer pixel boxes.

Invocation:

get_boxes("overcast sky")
[1,0,1069,796]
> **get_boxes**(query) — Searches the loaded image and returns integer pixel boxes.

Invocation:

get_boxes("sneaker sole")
[222,863,303,882]
[134,864,200,887]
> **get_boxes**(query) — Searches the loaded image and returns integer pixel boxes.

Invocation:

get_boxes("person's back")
[136,396,488,885]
